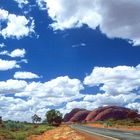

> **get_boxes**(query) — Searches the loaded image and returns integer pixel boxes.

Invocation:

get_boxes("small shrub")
[5,121,25,131]
[16,134,26,140]
[0,122,54,140]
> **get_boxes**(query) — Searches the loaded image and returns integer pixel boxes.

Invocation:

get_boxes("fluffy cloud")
[0,9,34,39]
[1,59,140,121]
[0,51,8,55]
[0,43,6,48]
[1,69,140,121]
[66,65,140,113]
[14,71,40,79]
[0,49,26,58]
[45,0,101,30]
[0,95,51,121]
[43,0,140,46]
[0,80,27,94]
[63,93,140,114]
[0,76,84,121]
[36,0,47,10]
[15,76,84,98]
[84,93,140,107]
[0,9,8,19]
[80,65,140,113]
[13,0,29,8]
[84,65,140,95]
[1,65,140,121]
[10,49,26,58]
[0,59,20,71]
[0,95,35,121]
[66,101,94,111]
[126,103,140,113]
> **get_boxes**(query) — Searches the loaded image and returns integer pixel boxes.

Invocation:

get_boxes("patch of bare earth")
[86,123,140,131]
[28,125,108,140]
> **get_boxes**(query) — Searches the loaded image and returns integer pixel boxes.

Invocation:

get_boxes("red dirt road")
[28,125,109,140]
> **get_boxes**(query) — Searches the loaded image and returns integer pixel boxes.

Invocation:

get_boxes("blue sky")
[0,0,140,121]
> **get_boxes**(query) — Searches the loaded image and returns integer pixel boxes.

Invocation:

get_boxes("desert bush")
[5,120,25,131]
[103,122,113,127]
[0,123,54,139]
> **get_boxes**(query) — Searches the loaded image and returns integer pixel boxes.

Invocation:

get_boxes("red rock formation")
[69,110,91,123]
[85,106,112,122]
[63,108,86,122]
[64,106,139,123]
[86,106,139,122]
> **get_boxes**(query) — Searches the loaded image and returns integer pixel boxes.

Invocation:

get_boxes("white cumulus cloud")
[43,0,140,46]
[63,92,140,114]
[0,70,140,121]
[0,9,35,39]
[13,0,29,8]
[84,93,140,107]
[36,0,47,10]
[84,65,140,95]
[0,49,26,58]
[0,59,20,71]
[9,49,26,58]
[1,64,140,121]
[126,103,140,113]
[0,76,84,121]
[0,9,8,19]
[15,76,84,98]
[14,71,40,79]
[0,79,27,94]
[0,51,9,55]
[0,43,6,48]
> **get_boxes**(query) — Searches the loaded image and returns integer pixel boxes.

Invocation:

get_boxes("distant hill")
[63,106,139,123]
[63,108,86,122]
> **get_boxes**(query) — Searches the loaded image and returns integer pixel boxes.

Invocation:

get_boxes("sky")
[0,0,140,122]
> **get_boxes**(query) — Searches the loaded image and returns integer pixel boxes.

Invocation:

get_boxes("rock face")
[85,106,111,122]
[87,106,139,122]
[64,106,139,123]
[69,110,91,123]
[63,108,86,122]
[86,106,138,122]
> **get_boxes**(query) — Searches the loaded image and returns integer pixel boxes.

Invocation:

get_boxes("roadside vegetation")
[0,109,62,140]
[0,121,53,140]
[104,118,140,127]
[46,109,62,126]
[84,118,140,128]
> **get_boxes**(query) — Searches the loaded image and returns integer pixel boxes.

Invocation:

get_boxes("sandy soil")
[28,125,109,140]
[86,123,140,131]
[0,136,4,140]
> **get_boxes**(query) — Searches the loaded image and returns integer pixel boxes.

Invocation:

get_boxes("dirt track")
[28,125,108,140]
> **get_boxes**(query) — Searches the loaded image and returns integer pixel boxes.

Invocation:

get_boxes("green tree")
[31,114,42,124]
[42,119,48,124]
[0,116,2,124]
[46,109,62,126]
